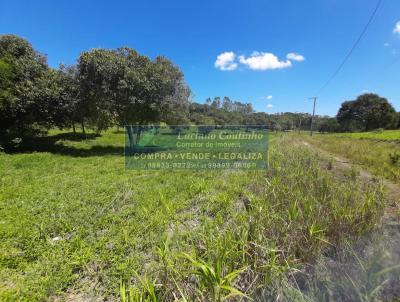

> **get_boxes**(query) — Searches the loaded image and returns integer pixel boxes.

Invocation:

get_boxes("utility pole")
[296,112,302,133]
[309,97,317,136]
[298,116,302,133]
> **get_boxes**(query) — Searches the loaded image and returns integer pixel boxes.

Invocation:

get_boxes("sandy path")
[300,140,399,223]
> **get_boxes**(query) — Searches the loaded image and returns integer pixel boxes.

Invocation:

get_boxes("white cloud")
[384,42,390,47]
[267,104,274,108]
[286,52,305,62]
[239,52,292,71]
[266,95,273,100]
[214,51,238,71]
[394,21,400,35]
[216,50,304,72]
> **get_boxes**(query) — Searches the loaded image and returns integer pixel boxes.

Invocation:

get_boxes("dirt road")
[292,139,400,302]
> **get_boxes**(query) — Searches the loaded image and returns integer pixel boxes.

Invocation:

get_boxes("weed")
[180,252,250,301]
[389,152,400,165]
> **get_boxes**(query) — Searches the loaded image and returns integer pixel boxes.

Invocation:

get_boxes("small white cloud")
[384,42,390,47]
[267,104,273,108]
[286,52,305,62]
[266,95,273,100]
[239,52,292,71]
[394,21,400,35]
[214,51,238,71]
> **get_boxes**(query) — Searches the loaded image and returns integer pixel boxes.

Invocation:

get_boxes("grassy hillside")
[0,130,388,301]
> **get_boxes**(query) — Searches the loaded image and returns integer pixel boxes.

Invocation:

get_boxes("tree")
[211,97,221,109]
[317,118,340,133]
[51,65,81,133]
[0,34,51,142]
[152,56,191,125]
[222,96,232,111]
[77,48,119,133]
[337,93,397,132]
[0,58,14,132]
[77,47,191,146]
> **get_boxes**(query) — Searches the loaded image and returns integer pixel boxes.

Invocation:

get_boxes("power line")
[316,0,384,95]
[342,54,399,93]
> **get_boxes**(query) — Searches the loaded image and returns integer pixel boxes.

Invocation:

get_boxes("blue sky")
[1,0,399,116]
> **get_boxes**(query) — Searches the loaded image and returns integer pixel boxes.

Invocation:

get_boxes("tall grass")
[119,135,386,301]
[301,133,400,183]
[0,131,388,301]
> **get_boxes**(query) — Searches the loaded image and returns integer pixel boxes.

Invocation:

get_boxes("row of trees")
[187,98,335,132]
[0,35,191,146]
[189,94,400,133]
[1,34,399,149]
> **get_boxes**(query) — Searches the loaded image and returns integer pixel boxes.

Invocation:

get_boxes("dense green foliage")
[77,48,190,129]
[0,35,191,147]
[0,35,52,139]
[337,93,398,132]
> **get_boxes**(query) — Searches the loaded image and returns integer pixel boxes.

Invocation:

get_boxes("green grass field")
[0,130,390,301]
[332,130,400,141]
[303,130,400,183]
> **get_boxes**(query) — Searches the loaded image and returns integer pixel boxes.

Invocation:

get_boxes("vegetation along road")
[1,130,399,301]
[1,33,400,301]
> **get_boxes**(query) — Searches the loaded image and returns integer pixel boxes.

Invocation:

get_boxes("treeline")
[0,34,325,148]
[1,34,399,149]
[188,94,400,133]
[0,34,191,146]
[187,98,332,132]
